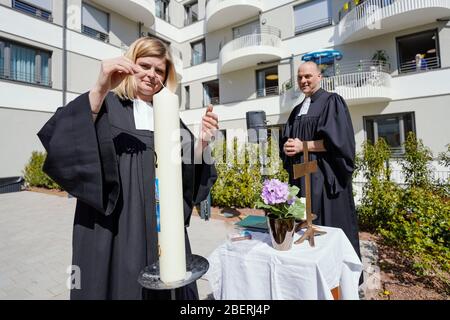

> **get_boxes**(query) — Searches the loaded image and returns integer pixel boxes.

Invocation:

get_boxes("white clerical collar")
[297,96,311,116]
[133,99,154,131]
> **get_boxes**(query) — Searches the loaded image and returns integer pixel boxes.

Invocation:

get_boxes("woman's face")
[134,56,167,102]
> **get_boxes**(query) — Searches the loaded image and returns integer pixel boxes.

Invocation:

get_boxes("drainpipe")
[138,22,144,38]
[62,0,67,106]
[290,53,295,87]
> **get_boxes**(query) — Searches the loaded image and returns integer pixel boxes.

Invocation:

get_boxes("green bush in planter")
[23,151,60,190]
[210,137,288,209]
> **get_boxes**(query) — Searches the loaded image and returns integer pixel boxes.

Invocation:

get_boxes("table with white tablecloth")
[205,226,363,300]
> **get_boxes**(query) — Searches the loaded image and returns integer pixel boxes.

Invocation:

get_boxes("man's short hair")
[300,61,321,74]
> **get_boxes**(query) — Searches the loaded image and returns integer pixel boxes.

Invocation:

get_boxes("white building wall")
[0,108,53,177]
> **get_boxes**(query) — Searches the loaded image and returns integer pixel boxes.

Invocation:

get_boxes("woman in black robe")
[281,62,360,259]
[37,37,218,300]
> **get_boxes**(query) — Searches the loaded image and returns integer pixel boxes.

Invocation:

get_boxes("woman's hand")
[89,57,141,114]
[199,105,219,148]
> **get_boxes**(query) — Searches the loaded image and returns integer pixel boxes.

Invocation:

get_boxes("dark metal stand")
[138,254,209,300]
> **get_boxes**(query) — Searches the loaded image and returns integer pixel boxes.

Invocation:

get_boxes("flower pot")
[267,214,296,251]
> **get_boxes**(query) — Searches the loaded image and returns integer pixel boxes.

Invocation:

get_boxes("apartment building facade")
[1,0,449,179]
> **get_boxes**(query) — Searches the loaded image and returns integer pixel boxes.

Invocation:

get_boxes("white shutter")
[294,0,330,32]
[22,0,52,11]
[82,3,109,34]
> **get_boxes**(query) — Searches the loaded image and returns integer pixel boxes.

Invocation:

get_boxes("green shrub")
[438,144,450,168]
[23,151,60,190]
[355,138,400,231]
[402,132,433,189]
[211,137,288,208]
[379,187,450,277]
[357,136,450,286]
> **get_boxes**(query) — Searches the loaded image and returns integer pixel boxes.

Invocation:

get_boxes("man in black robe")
[281,61,360,258]
[37,37,217,300]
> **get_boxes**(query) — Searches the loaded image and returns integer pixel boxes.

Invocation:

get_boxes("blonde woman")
[38,37,218,300]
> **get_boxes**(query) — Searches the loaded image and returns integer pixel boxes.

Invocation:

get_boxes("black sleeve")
[37,92,120,215]
[179,120,217,205]
[317,93,355,195]
[279,105,299,174]
[192,146,217,205]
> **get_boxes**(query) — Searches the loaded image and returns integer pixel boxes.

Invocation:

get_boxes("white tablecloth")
[205,226,363,300]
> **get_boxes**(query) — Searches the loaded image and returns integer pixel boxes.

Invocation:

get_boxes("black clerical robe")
[37,92,217,300]
[281,88,360,258]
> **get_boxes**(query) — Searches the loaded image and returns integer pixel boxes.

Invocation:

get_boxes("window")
[191,39,205,66]
[82,3,109,43]
[184,1,198,26]
[203,80,220,106]
[396,29,440,74]
[256,66,279,97]
[0,42,4,76]
[294,0,332,34]
[12,0,53,21]
[184,86,190,110]
[155,0,170,22]
[0,39,52,86]
[233,20,260,39]
[364,112,416,156]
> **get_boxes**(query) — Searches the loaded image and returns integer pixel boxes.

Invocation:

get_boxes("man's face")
[297,63,322,96]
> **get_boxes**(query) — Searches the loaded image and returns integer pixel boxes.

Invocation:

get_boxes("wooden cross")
[293,141,326,247]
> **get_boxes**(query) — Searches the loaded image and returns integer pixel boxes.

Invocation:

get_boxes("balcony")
[91,0,155,28]
[219,26,285,74]
[206,0,264,32]
[338,0,450,44]
[320,60,392,105]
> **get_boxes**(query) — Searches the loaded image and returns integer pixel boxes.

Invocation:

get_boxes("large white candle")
[153,87,187,283]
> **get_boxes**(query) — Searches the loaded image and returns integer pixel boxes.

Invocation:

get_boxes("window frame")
[363,112,416,157]
[255,66,279,98]
[190,38,205,66]
[81,2,110,43]
[184,85,190,110]
[0,38,52,87]
[12,0,53,22]
[155,0,170,22]
[395,28,441,74]
[184,1,199,26]
[293,0,332,35]
[202,79,220,107]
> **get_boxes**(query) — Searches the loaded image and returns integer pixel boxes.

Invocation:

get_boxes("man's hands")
[284,138,303,157]
[283,139,327,156]
[199,104,219,148]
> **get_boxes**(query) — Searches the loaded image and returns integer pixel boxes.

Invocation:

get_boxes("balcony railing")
[257,86,279,97]
[339,0,450,41]
[334,59,391,74]
[82,25,110,43]
[295,17,332,35]
[398,56,440,74]
[208,97,220,105]
[0,68,52,87]
[320,70,391,101]
[221,26,282,51]
[12,0,53,22]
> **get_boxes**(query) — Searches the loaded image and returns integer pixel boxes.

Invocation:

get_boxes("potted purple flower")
[256,179,305,250]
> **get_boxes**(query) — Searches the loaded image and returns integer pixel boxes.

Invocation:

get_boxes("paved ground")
[0,191,376,300]
[0,191,236,300]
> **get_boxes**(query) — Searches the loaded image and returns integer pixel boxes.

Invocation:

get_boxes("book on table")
[235,215,268,232]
